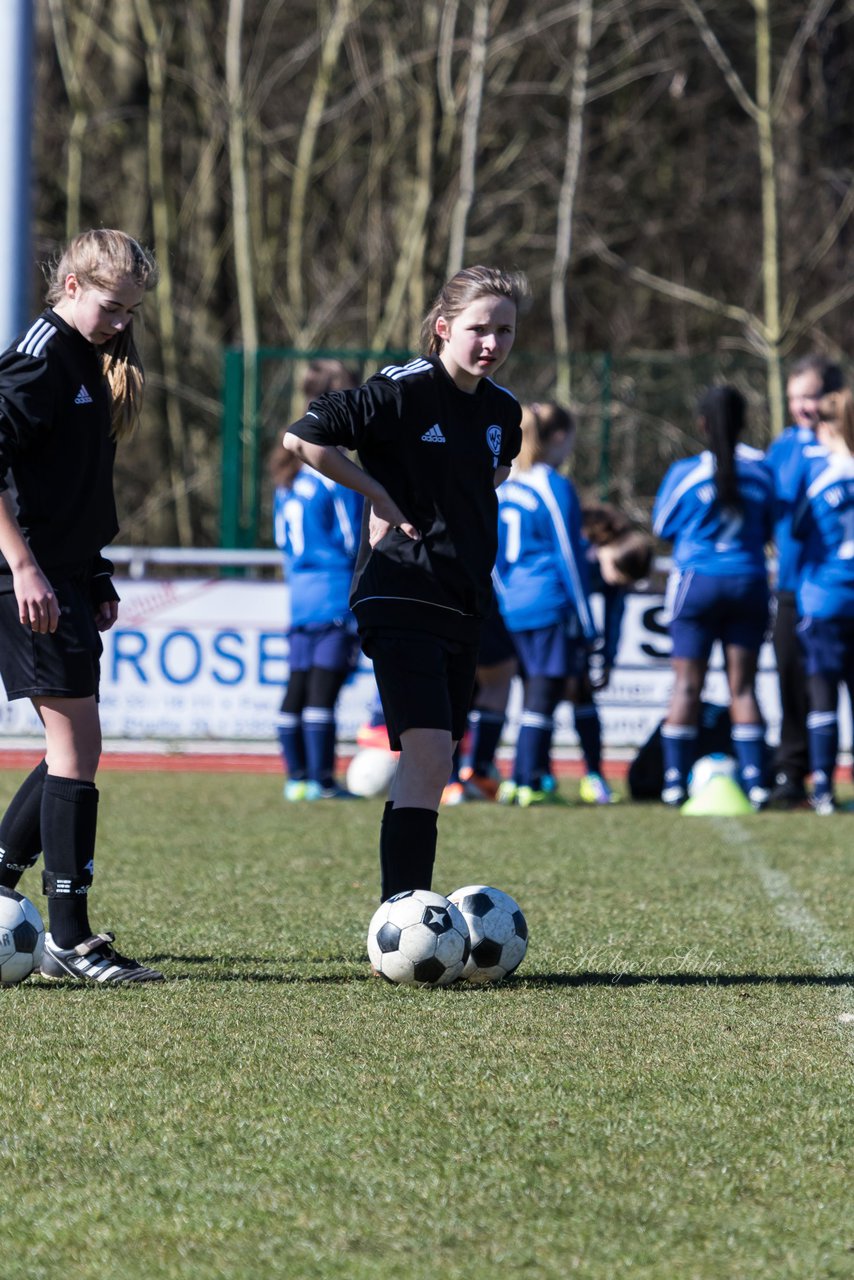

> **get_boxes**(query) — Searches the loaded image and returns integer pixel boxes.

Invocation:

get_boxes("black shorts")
[361,628,478,751]
[0,573,103,701]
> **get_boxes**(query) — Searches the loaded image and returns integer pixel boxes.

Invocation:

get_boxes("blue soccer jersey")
[791,448,854,619]
[652,444,774,575]
[273,471,363,627]
[765,424,815,592]
[494,464,596,638]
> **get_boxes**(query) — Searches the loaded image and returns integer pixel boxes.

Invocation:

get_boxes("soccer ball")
[367,889,470,986]
[0,887,45,986]
[346,748,398,798]
[687,753,738,798]
[447,884,528,984]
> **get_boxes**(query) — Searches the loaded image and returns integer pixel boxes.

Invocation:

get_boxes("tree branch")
[791,277,854,336]
[679,0,758,121]
[587,232,765,336]
[772,0,835,118]
[551,0,594,403]
[287,0,355,325]
[802,179,854,277]
[446,0,489,275]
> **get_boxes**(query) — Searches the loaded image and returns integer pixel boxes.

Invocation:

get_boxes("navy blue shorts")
[361,628,478,751]
[288,621,360,674]
[511,615,586,680]
[797,614,854,683]
[0,572,103,701]
[666,570,769,661]
[477,600,517,668]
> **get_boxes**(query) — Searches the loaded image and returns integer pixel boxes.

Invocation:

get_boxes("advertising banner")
[0,576,847,749]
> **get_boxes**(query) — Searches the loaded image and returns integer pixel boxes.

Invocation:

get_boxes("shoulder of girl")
[486,378,520,409]
[376,357,432,386]
[6,318,60,367]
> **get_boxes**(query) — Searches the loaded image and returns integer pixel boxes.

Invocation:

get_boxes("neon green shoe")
[496,780,518,806]
[578,772,616,805]
[516,785,547,808]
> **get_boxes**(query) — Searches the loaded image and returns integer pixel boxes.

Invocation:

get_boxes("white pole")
[0,0,33,348]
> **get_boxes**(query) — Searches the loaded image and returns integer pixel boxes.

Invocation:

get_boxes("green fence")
[220,346,776,550]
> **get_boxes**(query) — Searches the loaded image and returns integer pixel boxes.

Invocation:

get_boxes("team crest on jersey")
[486,425,502,468]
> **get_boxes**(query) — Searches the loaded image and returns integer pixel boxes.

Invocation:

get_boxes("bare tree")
[590,0,844,434]
[446,0,490,277]
[134,0,194,545]
[550,0,594,404]
[30,0,854,541]
[46,0,103,238]
[286,0,357,337]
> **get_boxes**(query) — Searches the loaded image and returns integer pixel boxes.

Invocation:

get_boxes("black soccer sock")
[468,709,504,775]
[41,775,98,949]
[0,758,47,888]
[378,800,394,901]
[379,806,438,901]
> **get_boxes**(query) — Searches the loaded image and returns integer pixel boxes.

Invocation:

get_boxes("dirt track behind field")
[1,747,849,783]
[0,748,626,778]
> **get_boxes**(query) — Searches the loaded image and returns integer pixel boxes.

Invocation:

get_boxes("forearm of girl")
[0,491,60,632]
[281,434,420,540]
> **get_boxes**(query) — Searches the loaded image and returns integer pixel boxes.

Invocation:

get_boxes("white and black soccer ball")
[367,889,470,986]
[448,884,528,984]
[687,753,738,798]
[346,748,398,798]
[0,887,45,986]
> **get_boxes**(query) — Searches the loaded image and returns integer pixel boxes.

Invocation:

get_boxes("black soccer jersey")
[287,355,522,643]
[0,309,119,577]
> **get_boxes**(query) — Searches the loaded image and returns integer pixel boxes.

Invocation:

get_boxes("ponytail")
[817,388,854,454]
[514,402,575,472]
[697,385,745,514]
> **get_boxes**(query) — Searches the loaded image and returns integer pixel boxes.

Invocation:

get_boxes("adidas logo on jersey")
[421,424,446,443]
[74,385,93,405]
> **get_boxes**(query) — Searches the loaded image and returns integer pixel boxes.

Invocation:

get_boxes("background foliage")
[31,0,854,543]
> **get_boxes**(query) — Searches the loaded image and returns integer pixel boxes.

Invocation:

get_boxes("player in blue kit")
[790,387,854,814]
[765,356,845,806]
[445,502,651,806]
[282,266,527,900]
[271,361,363,800]
[569,507,653,803]
[652,385,775,808]
[439,594,518,806]
[493,402,598,806]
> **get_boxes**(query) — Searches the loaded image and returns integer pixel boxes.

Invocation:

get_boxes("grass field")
[1,767,852,1280]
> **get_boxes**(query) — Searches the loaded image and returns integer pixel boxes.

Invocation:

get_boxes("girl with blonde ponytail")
[45,228,158,438]
[0,228,163,983]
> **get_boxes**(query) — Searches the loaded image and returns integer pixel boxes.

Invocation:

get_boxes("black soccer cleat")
[40,931,164,984]
[768,775,809,810]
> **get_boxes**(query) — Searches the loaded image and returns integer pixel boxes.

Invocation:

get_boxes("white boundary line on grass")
[719,819,854,1045]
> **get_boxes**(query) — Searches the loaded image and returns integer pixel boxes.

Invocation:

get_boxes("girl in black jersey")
[0,229,163,983]
[283,265,528,901]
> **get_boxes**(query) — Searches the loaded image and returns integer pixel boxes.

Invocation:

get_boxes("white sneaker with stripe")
[40,932,164,983]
